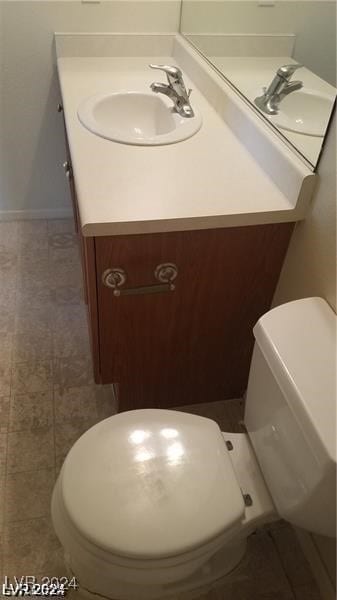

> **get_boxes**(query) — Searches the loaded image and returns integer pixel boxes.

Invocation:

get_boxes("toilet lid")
[61,409,245,559]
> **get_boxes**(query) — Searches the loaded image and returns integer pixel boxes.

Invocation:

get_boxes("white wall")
[0,0,180,219]
[273,113,336,312]
[181,1,337,85]
[273,112,336,594]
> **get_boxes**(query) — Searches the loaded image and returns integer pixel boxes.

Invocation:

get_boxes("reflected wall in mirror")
[180,0,336,168]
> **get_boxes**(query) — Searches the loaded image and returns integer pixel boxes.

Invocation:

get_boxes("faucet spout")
[150,82,175,100]
[279,80,303,98]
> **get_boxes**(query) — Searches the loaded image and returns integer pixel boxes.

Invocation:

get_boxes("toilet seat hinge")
[225,440,233,451]
[242,493,253,507]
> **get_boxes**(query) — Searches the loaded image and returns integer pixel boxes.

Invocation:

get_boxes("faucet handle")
[149,64,183,84]
[277,63,303,80]
[149,64,182,76]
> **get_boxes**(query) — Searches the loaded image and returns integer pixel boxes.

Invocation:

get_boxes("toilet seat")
[60,409,245,562]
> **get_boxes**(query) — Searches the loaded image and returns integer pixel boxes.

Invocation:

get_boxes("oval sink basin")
[77,91,202,146]
[271,89,334,137]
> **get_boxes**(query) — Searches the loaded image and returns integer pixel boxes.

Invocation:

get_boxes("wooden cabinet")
[83,225,293,410]
[60,111,294,411]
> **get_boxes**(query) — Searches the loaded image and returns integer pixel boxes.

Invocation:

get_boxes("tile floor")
[0,219,321,599]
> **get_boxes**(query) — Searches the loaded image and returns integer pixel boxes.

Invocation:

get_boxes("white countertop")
[57,53,310,237]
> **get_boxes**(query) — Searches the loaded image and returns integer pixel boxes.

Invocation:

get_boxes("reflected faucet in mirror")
[254,64,303,115]
[149,64,195,118]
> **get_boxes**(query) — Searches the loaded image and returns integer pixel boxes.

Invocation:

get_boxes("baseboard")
[0,208,73,221]
[295,528,336,600]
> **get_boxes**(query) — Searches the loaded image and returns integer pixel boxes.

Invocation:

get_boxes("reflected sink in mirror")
[270,89,334,137]
[77,91,202,146]
[180,0,337,168]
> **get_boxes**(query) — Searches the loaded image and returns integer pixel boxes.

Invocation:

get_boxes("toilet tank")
[244,298,336,538]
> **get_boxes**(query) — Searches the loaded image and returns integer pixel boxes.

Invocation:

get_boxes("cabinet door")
[94,224,293,409]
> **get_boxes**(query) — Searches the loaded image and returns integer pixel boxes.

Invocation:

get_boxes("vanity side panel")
[94,224,294,410]
[84,236,101,383]
[62,161,101,381]
[59,107,78,234]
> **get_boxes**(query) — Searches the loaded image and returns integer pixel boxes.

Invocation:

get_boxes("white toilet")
[51,297,336,600]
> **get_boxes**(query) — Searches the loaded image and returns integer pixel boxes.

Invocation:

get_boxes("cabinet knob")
[102,268,127,292]
[57,103,63,113]
[155,263,178,284]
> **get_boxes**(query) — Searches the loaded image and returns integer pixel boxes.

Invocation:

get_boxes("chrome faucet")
[149,64,194,118]
[254,64,303,115]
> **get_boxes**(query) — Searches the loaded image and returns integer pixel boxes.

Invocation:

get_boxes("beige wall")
[273,112,336,312]
[0,0,180,218]
[273,111,336,594]
[180,1,337,86]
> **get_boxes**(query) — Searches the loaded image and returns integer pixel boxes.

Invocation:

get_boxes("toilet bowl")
[51,298,336,600]
[52,418,275,599]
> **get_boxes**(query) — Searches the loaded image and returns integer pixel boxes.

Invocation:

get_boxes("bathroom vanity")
[56,34,316,410]
[73,214,293,408]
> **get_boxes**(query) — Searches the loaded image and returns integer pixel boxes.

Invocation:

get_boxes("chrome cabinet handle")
[102,263,178,297]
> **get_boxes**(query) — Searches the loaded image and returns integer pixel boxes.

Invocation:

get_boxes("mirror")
[180,0,336,168]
